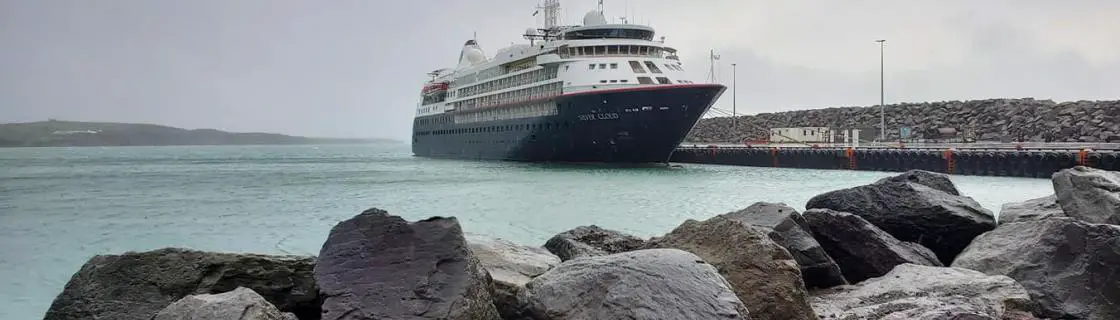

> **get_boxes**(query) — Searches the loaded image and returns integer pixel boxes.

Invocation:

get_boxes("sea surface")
[0,143,1055,319]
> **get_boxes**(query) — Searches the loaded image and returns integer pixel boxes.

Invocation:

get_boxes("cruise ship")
[411,0,726,163]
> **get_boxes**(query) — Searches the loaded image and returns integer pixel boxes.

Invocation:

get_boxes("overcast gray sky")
[2,0,1118,140]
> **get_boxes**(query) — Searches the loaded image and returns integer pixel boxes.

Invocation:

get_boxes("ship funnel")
[457,39,487,68]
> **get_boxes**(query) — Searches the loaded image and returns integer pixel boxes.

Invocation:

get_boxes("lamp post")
[732,63,737,132]
[876,39,886,142]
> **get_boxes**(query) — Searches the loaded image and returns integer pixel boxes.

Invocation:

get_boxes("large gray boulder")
[998,194,1065,224]
[810,264,1035,320]
[522,248,751,319]
[805,178,996,264]
[723,202,847,289]
[1052,166,1120,225]
[648,215,817,320]
[44,248,318,320]
[466,234,560,319]
[314,208,500,320]
[874,169,961,196]
[153,287,293,320]
[542,225,645,261]
[801,209,942,284]
[952,217,1120,319]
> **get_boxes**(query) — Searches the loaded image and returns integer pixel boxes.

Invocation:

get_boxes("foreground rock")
[522,248,751,319]
[874,169,961,196]
[1052,166,1120,225]
[44,248,318,320]
[952,217,1120,319]
[466,234,561,319]
[649,215,817,320]
[314,208,499,320]
[802,209,942,283]
[998,194,1065,224]
[810,263,1035,319]
[542,225,645,261]
[723,202,847,289]
[805,176,996,264]
[154,287,297,320]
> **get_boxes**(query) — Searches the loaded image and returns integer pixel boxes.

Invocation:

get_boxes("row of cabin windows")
[416,121,573,136]
[454,82,562,111]
[416,115,452,126]
[458,67,557,98]
[597,77,694,85]
[587,61,680,73]
[558,45,667,59]
[455,101,559,124]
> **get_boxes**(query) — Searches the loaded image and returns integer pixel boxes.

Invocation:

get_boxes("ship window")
[609,80,617,83]
[599,63,606,69]
[599,80,607,83]
[620,79,628,83]
[639,46,649,55]
[589,64,595,70]
[644,61,663,73]
[656,77,671,84]
[608,46,619,55]
[637,77,654,84]
[629,61,646,73]
[610,63,618,69]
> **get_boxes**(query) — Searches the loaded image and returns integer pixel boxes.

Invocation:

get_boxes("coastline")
[41,167,1120,319]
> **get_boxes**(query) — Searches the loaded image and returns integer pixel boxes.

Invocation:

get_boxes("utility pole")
[732,63,737,134]
[876,39,886,142]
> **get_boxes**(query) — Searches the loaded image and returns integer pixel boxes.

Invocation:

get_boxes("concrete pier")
[671,142,1120,178]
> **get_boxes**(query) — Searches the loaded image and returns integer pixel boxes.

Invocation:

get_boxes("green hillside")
[0,120,395,147]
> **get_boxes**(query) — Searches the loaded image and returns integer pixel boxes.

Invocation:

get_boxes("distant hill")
[0,120,398,147]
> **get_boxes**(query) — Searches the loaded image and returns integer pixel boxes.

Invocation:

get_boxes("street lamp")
[876,39,886,142]
[732,63,737,132]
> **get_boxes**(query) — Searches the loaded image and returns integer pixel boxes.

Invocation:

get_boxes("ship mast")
[538,0,560,30]
[707,49,721,83]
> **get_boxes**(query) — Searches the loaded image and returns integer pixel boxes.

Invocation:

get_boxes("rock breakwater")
[686,98,1120,143]
[46,168,1120,319]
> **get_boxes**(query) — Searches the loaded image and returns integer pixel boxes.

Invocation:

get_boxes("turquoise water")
[0,143,1054,319]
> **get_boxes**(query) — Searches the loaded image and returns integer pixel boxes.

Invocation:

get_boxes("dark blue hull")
[411,84,726,163]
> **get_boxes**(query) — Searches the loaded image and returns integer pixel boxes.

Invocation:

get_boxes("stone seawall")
[686,98,1120,143]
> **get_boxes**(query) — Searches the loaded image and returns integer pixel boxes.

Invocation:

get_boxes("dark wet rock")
[802,209,943,283]
[649,215,817,320]
[998,194,1065,224]
[466,234,560,319]
[805,179,996,264]
[44,248,318,320]
[952,217,1120,319]
[153,287,291,320]
[522,248,751,319]
[810,264,1036,320]
[875,169,961,196]
[723,202,847,289]
[314,208,500,320]
[1052,166,1120,225]
[542,225,645,261]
